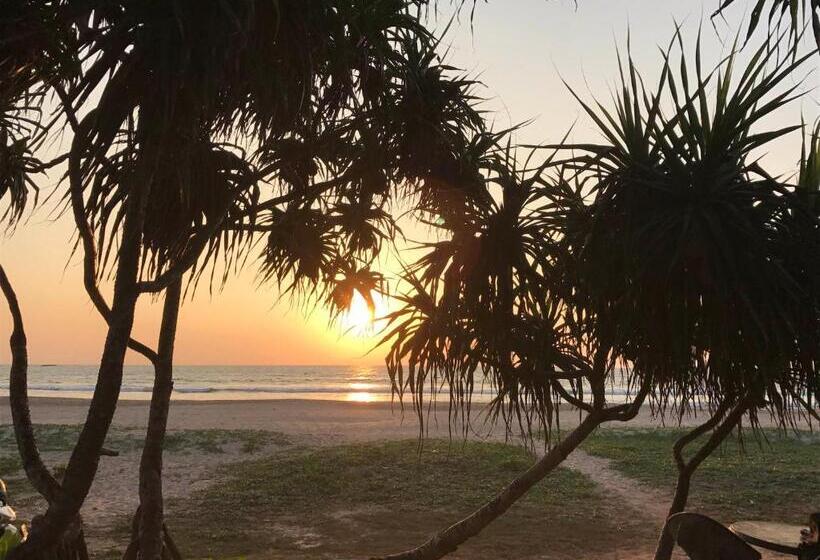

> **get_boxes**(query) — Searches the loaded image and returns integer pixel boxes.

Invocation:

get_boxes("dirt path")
[562,449,672,524]
[559,449,794,560]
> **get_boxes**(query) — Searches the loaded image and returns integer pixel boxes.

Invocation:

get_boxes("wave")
[1,383,395,395]
[0,382,639,397]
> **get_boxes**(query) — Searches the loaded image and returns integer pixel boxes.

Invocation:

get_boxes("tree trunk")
[653,398,752,560]
[137,279,182,560]
[372,365,649,560]
[371,412,604,560]
[18,189,146,554]
[0,265,62,503]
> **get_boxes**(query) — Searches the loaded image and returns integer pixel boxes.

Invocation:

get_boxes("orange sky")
[0,0,816,366]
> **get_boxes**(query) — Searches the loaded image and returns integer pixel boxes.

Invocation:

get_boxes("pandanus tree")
[0,0,81,510]
[375,31,820,560]
[373,114,660,560]
[560,33,820,560]
[0,1,487,558]
[2,2,818,560]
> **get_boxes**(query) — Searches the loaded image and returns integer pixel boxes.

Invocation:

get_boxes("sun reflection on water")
[346,391,377,402]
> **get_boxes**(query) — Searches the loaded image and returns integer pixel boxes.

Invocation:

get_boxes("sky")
[0,0,817,366]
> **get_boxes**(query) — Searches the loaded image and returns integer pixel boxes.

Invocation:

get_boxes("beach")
[3,396,810,438]
[2,397,816,559]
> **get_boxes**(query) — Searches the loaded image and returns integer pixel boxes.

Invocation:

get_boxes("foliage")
[714,0,820,49]
[0,0,487,314]
[381,30,820,441]
[569,34,820,419]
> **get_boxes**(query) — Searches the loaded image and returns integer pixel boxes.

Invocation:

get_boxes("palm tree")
[372,123,657,560]
[559,33,819,560]
[0,0,82,532]
[2,1,488,558]
[376,29,819,560]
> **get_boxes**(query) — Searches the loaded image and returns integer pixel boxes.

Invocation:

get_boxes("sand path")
[562,449,672,523]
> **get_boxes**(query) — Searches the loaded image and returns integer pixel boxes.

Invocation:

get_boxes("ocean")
[0,364,639,403]
[1,364,397,402]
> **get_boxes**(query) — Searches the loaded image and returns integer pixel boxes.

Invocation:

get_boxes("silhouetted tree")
[0,1,485,558]
[2,2,818,560]
[377,31,820,560]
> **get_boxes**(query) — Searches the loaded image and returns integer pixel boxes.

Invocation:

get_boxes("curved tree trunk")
[653,397,753,560]
[136,278,182,560]
[371,369,650,560]
[0,265,62,503]
[18,189,147,555]
[372,411,604,560]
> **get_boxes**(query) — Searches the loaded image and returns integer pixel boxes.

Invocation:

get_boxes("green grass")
[168,439,655,560]
[582,427,820,523]
[0,424,289,499]
[0,455,19,476]
[0,424,288,464]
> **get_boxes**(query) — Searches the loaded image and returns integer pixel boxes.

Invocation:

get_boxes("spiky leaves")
[45,0,483,305]
[714,0,820,49]
[380,140,599,437]
[0,1,79,227]
[570,35,819,422]
[248,24,487,324]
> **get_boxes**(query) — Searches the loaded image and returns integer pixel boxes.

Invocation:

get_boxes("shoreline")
[2,397,814,443]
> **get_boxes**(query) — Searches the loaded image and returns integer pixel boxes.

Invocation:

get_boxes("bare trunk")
[654,398,752,560]
[0,265,62,503]
[371,360,649,560]
[137,279,182,560]
[371,412,604,560]
[19,191,145,554]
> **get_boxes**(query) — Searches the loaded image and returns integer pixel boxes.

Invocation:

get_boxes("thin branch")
[60,91,158,364]
[0,264,62,503]
[671,400,732,472]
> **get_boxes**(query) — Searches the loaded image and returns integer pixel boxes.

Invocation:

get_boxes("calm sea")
[0,364,637,403]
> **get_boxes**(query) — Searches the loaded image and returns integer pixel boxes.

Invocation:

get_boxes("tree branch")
[63,100,158,365]
[671,400,732,473]
[0,265,62,503]
[370,412,604,560]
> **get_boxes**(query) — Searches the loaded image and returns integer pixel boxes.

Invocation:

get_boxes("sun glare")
[341,290,388,337]
[346,391,377,403]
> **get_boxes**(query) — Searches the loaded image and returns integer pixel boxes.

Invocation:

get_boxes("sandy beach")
[3,397,811,442]
[1,397,813,559]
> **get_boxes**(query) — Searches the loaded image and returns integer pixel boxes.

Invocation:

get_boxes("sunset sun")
[341,290,387,336]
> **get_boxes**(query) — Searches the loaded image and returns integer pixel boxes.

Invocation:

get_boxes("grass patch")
[0,455,20,476]
[162,428,287,454]
[582,427,820,523]
[0,425,288,458]
[169,439,655,560]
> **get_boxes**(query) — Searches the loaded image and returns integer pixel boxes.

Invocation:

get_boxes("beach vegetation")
[0,1,488,556]
[167,439,653,560]
[0,1,818,559]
